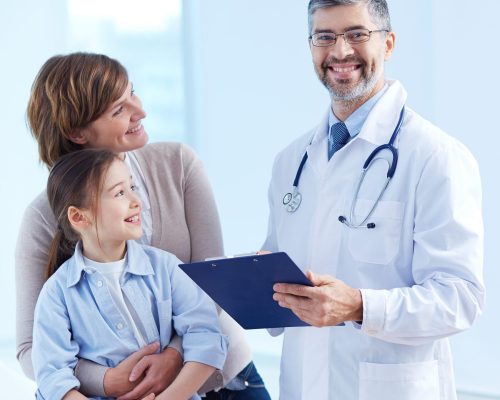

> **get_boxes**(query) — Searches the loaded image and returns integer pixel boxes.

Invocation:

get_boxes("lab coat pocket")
[359,360,440,400]
[347,199,404,265]
[157,298,173,349]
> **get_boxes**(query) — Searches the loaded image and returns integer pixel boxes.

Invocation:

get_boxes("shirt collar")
[315,80,407,146]
[66,241,88,287]
[66,240,154,288]
[123,240,155,276]
[328,83,389,139]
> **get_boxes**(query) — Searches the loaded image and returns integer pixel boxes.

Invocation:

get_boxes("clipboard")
[179,252,312,329]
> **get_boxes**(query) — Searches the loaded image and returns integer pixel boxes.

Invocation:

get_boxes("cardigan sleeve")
[181,144,224,261]
[15,193,54,380]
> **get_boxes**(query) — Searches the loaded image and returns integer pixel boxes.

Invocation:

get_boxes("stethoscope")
[283,106,405,229]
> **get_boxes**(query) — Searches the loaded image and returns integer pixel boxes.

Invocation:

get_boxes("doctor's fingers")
[306,271,337,286]
[288,305,341,328]
[273,292,313,310]
[274,293,341,327]
[273,282,318,298]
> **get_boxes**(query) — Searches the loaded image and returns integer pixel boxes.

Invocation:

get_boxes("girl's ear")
[68,206,92,231]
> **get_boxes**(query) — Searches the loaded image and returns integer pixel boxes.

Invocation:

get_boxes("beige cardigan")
[15,142,252,396]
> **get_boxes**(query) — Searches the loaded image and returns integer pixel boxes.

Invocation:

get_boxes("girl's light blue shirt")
[33,240,228,400]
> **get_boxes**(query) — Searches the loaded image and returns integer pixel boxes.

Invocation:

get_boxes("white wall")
[184,0,500,396]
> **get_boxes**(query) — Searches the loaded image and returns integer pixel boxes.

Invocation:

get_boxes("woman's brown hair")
[27,52,129,168]
[46,148,119,278]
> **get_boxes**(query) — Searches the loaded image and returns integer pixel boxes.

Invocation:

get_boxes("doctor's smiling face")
[309,2,395,105]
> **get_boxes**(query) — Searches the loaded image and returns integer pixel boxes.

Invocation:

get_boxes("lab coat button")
[116,322,124,330]
[97,280,103,287]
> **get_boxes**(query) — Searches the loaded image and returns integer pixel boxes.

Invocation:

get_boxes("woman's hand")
[141,394,155,400]
[116,346,183,400]
[104,342,160,397]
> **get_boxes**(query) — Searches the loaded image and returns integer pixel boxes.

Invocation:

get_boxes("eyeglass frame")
[309,28,389,47]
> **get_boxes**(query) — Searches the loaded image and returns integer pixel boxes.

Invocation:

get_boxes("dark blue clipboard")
[179,252,312,329]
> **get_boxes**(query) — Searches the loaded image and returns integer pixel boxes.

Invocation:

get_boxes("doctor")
[266,1,484,399]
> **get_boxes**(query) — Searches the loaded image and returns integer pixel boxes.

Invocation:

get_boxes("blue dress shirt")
[33,240,228,400]
[328,84,389,140]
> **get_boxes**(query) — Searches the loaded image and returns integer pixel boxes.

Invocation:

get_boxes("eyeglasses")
[309,28,389,47]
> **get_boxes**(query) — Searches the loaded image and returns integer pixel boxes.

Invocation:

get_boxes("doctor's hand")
[116,346,183,400]
[273,271,363,327]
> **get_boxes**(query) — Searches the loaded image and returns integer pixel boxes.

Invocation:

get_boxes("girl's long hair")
[45,149,118,278]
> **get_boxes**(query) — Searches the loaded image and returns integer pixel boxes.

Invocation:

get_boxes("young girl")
[32,149,227,400]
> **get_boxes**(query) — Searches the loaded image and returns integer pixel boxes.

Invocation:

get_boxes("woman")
[16,52,270,400]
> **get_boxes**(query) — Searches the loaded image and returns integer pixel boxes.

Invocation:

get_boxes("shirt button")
[116,323,124,330]
[216,373,222,382]
[96,280,103,287]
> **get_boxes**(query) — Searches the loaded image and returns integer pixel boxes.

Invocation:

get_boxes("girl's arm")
[32,280,82,399]
[154,362,215,400]
[63,389,88,399]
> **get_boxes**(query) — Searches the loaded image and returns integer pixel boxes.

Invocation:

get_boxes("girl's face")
[71,82,148,153]
[80,159,143,261]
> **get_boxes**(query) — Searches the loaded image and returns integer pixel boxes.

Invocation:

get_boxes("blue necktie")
[328,122,350,160]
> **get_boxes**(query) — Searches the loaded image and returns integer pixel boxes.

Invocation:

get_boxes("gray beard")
[322,70,380,105]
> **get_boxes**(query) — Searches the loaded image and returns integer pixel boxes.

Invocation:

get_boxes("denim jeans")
[204,361,271,400]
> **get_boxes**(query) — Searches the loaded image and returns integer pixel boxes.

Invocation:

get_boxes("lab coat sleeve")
[360,140,484,345]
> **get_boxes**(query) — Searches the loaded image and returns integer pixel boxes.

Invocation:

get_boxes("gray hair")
[308,0,392,35]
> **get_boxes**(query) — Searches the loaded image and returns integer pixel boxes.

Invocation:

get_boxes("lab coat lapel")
[306,111,330,177]
[358,80,408,145]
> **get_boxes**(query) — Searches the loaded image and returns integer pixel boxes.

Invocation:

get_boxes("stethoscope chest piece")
[283,187,302,213]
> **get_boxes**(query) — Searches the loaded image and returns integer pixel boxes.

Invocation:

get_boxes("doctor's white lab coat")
[263,80,484,400]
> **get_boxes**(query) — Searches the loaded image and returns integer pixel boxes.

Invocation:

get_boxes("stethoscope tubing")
[284,106,406,229]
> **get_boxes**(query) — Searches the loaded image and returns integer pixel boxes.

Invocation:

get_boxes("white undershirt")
[83,255,148,347]
[124,152,153,245]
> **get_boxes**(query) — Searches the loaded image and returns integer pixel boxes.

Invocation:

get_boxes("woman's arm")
[181,144,224,262]
[15,195,56,379]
